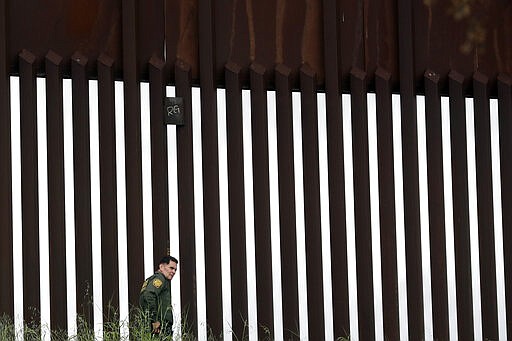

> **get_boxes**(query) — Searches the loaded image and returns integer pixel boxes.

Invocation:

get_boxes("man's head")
[158,255,178,280]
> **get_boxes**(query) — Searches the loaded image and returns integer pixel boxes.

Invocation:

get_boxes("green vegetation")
[0,310,350,340]
[0,307,194,341]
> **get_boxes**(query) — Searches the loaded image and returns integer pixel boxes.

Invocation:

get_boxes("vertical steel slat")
[396,0,416,94]
[275,64,300,339]
[138,0,165,68]
[497,73,512,341]
[149,56,170,264]
[0,0,13,318]
[225,62,248,339]
[122,0,144,307]
[350,67,375,340]
[322,0,349,337]
[424,70,449,341]
[175,60,197,336]
[19,49,41,324]
[449,70,474,340]
[300,64,325,340]
[364,0,378,78]
[375,68,399,341]
[71,52,94,324]
[198,0,223,335]
[473,72,498,340]
[402,86,424,341]
[175,61,197,337]
[397,1,424,338]
[45,50,68,332]
[249,62,274,337]
[97,53,119,321]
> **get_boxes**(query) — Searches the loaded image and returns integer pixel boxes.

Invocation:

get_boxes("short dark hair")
[159,255,178,266]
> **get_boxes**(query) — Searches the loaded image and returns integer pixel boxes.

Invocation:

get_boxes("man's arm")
[140,275,165,330]
[140,289,159,322]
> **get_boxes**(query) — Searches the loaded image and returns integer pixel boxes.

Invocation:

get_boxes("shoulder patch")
[153,278,163,288]
[140,280,148,293]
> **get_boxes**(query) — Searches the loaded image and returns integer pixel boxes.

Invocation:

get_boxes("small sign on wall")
[164,97,184,125]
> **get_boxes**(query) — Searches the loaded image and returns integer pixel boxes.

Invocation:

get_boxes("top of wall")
[3,0,512,95]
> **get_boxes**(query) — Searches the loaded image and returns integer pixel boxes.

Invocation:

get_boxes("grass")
[0,309,350,340]
[0,307,192,341]
[0,285,351,340]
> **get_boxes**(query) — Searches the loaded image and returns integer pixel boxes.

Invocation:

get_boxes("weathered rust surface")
[8,0,122,76]
[5,0,512,93]
[7,0,163,78]
[415,0,512,92]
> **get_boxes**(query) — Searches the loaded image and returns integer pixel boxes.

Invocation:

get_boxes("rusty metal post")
[322,0,350,337]
[397,0,424,339]
[71,52,94,325]
[225,62,249,340]
[198,0,224,336]
[149,56,170,266]
[122,0,145,308]
[350,68,375,341]
[175,60,198,337]
[376,68,400,341]
[19,49,41,325]
[449,70,474,341]
[275,64,300,340]
[46,50,68,332]
[300,64,325,340]
[424,70,449,341]
[97,53,120,322]
[250,62,274,338]
[473,72,498,340]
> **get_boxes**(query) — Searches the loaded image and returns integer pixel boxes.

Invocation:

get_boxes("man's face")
[159,260,178,280]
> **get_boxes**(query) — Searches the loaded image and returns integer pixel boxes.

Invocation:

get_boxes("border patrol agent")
[139,255,178,338]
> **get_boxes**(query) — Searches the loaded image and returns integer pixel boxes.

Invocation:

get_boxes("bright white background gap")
[416,95,434,341]
[367,93,384,341]
[465,98,483,341]
[36,77,50,339]
[291,91,309,341]
[241,89,258,341]
[140,82,155,280]
[216,88,233,341]
[114,80,130,340]
[341,92,359,341]
[317,93,335,341]
[267,90,285,341]
[391,94,409,341]
[166,85,182,338]
[440,95,459,341]
[9,76,507,340]
[63,78,78,338]
[490,98,507,341]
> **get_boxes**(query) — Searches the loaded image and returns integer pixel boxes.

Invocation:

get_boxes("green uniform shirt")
[139,272,173,327]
